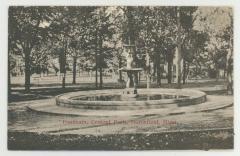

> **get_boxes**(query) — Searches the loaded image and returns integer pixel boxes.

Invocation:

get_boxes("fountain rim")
[55,88,206,107]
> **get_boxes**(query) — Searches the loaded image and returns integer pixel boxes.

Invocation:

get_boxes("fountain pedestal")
[119,68,142,97]
[119,43,143,97]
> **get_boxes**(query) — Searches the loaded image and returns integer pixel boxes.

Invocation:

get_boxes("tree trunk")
[227,70,233,95]
[167,55,173,84]
[138,72,141,83]
[176,7,182,89]
[153,61,156,80]
[183,59,186,84]
[152,60,157,82]
[95,51,98,89]
[226,55,233,95]
[119,57,122,81]
[146,51,150,88]
[223,67,226,79]
[134,56,139,84]
[95,28,99,89]
[72,57,77,84]
[156,58,161,86]
[99,39,103,89]
[62,73,66,89]
[119,70,122,81]
[215,66,219,82]
[24,48,31,92]
[99,58,103,89]
[8,49,11,96]
[186,63,190,81]
[61,40,67,89]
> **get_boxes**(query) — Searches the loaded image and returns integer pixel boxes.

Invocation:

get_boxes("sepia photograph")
[7,5,234,150]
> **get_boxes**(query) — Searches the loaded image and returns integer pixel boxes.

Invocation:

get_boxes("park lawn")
[8,128,233,150]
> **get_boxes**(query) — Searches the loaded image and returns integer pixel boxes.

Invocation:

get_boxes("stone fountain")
[119,44,143,98]
[45,43,209,113]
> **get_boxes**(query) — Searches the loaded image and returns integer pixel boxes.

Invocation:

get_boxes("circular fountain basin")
[56,89,206,110]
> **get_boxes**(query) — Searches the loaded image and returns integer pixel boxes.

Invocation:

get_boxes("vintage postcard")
[7,5,233,150]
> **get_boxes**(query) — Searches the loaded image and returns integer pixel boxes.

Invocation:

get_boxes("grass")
[8,128,233,150]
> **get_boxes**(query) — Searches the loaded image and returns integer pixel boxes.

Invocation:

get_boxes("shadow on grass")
[9,81,227,103]
[8,128,233,150]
